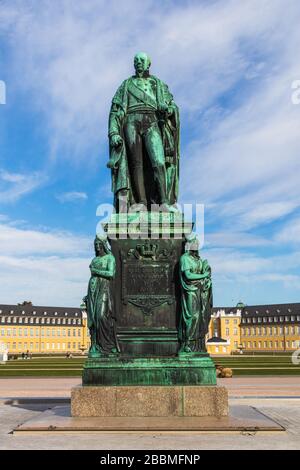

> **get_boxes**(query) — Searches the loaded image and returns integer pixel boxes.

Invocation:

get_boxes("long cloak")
[108,75,180,206]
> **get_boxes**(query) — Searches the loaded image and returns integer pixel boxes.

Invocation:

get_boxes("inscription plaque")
[122,260,174,315]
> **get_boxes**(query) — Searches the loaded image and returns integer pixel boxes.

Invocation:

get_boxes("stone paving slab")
[0,377,80,398]
[14,405,284,433]
[1,400,300,449]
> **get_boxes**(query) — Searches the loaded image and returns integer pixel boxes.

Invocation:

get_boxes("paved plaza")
[0,398,300,450]
[0,377,300,450]
[1,376,300,399]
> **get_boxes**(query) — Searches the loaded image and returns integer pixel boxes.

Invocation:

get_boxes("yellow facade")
[206,308,242,355]
[241,324,300,351]
[0,305,90,355]
[0,323,90,355]
[206,339,231,355]
[1,303,300,356]
[210,304,300,354]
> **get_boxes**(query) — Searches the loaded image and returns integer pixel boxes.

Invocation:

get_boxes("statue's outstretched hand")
[110,134,123,148]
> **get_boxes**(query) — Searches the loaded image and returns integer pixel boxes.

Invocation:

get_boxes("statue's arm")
[108,81,126,139]
[108,103,125,151]
[106,256,116,278]
[90,267,113,279]
[108,103,124,138]
[161,81,177,115]
[182,269,209,281]
[90,256,116,279]
[90,268,111,279]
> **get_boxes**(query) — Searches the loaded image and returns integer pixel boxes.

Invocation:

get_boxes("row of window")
[224,319,239,325]
[213,328,239,337]
[2,342,84,351]
[242,326,300,336]
[226,328,238,336]
[0,309,79,316]
[212,346,228,353]
[0,316,81,325]
[243,340,300,349]
[242,315,300,324]
[0,328,82,337]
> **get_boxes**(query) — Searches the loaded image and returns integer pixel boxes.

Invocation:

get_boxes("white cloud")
[179,20,300,241]
[0,221,91,256]
[213,200,299,232]
[0,169,47,204]
[205,230,270,248]
[56,191,88,203]
[1,0,296,164]
[210,248,300,278]
[1,1,300,306]
[0,254,90,307]
[1,214,300,308]
[203,246,300,305]
[275,218,300,246]
[2,0,300,213]
[0,219,93,306]
[240,202,299,230]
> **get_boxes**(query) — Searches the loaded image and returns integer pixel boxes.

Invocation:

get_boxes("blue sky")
[1,0,300,307]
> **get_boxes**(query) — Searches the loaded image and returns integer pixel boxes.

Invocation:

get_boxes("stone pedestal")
[71,385,228,418]
[75,212,227,424]
[103,212,192,357]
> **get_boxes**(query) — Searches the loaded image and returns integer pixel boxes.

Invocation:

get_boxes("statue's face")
[190,249,200,257]
[134,53,150,75]
[95,240,105,256]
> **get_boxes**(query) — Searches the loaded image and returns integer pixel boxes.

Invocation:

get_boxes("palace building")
[0,302,90,355]
[1,301,300,356]
[240,303,300,353]
[206,306,242,355]
[207,302,300,355]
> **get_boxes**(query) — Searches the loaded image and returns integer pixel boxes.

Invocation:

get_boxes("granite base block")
[71,385,228,418]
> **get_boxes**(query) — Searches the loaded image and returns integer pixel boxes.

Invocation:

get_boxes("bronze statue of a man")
[107,52,180,211]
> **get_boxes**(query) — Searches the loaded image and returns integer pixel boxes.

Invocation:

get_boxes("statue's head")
[134,52,151,76]
[94,235,110,256]
[185,232,200,254]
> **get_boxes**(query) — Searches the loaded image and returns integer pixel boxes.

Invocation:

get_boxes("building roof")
[241,303,300,317]
[212,307,241,315]
[0,304,82,318]
[207,337,228,343]
[213,302,300,318]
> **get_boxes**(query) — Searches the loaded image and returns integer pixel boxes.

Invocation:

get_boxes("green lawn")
[0,357,85,377]
[212,355,300,375]
[0,355,299,377]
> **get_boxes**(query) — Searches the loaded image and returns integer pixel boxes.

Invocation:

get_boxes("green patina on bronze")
[179,234,213,353]
[107,52,180,211]
[83,236,119,358]
[82,54,216,386]
[83,354,216,386]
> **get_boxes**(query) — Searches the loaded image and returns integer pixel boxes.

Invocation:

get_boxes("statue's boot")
[154,165,168,206]
[132,167,147,207]
[116,189,129,213]
[154,166,178,212]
